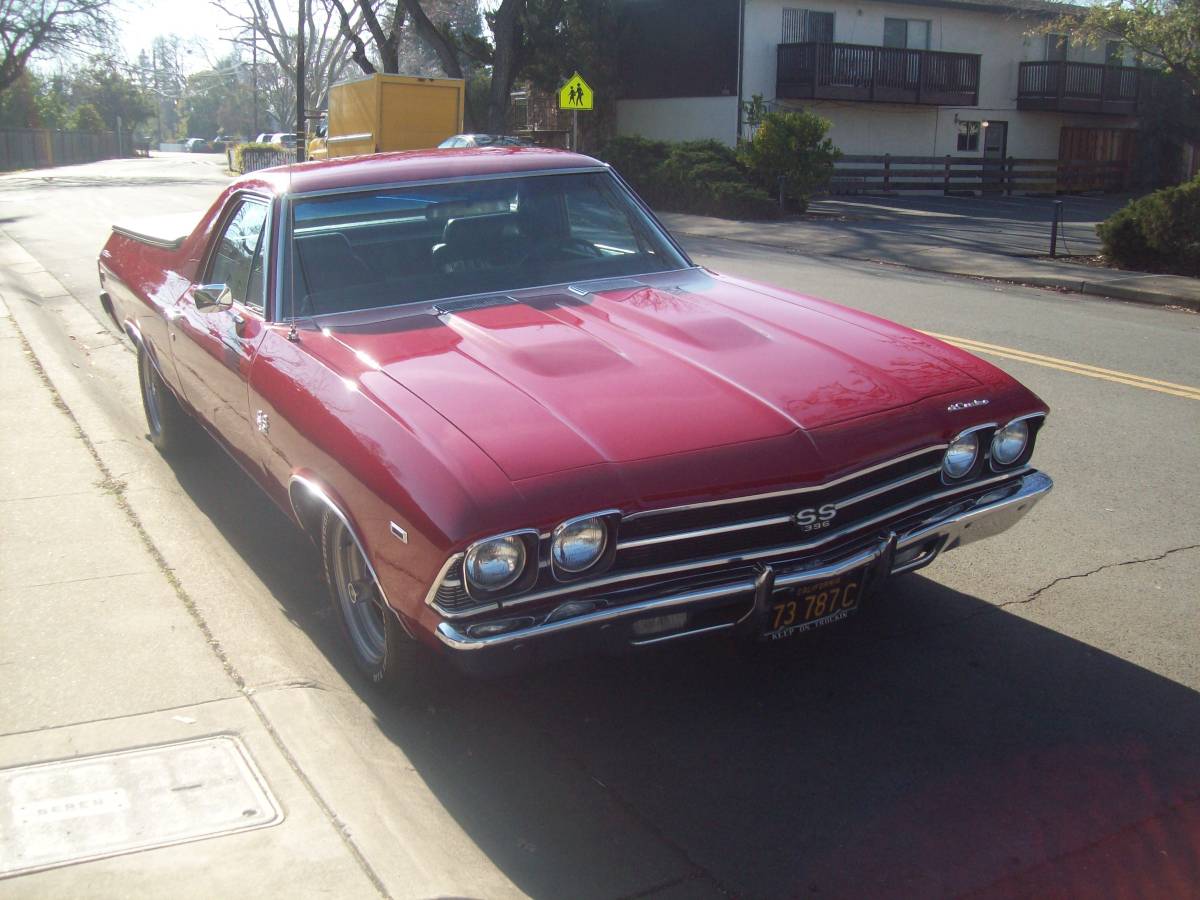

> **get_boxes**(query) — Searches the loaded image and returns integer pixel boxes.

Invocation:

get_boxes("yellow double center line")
[923,331,1200,401]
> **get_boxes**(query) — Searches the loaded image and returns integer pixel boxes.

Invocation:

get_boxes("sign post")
[558,72,594,152]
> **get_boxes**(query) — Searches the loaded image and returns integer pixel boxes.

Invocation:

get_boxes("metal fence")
[233,146,298,173]
[0,128,129,172]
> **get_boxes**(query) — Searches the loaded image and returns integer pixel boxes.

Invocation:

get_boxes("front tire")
[321,510,422,690]
[137,345,193,455]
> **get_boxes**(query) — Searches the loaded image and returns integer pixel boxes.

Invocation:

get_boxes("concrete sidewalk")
[658,209,1200,312]
[0,295,385,896]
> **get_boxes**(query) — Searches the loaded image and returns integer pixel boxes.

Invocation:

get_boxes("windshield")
[288,171,689,316]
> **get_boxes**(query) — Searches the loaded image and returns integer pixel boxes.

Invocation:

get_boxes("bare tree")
[325,0,403,73]
[211,0,361,125]
[0,0,114,92]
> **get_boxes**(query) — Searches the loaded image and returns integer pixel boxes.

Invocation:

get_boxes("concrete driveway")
[808,192,1132,258]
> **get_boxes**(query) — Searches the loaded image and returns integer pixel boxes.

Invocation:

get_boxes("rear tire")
[137,345,194,455]
[321,510,423,691]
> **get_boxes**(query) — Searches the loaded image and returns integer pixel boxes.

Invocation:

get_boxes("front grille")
[428,446,957,618]
[432,559,474,614]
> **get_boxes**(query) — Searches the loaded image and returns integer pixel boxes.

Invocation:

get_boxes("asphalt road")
[2,154,1198,898]
[807,192,1126,258]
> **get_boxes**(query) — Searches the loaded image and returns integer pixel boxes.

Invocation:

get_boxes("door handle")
[231,310,246,335]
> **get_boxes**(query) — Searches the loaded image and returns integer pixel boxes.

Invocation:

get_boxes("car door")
[170,197,271,466]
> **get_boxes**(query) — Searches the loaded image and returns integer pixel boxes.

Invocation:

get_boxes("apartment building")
[615,0,1148,166]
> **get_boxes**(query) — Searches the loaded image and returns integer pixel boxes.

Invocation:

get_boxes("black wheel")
[321,510,423,690]
[137,344,194,455]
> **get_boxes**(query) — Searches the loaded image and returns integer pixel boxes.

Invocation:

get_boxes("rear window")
[287,171,687,316]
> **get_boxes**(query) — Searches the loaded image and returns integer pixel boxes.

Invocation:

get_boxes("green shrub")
[738,110,840,212]
[598,135,779,220]
[1097,176,1200,275]
[599,135,669,196]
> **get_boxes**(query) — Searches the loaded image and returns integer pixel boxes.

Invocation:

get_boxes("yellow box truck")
[309,73,465,160]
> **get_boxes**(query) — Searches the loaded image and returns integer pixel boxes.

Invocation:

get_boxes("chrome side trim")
[288,475,408,631]
[622,444,948,522]
[435,471,1053,652]
[615,464,942,551]
[497,467,1032,611]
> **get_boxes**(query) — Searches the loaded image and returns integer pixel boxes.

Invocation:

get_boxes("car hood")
[327,270,983,481]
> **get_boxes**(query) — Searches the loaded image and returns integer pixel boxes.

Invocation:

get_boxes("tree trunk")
[486,0,523,134]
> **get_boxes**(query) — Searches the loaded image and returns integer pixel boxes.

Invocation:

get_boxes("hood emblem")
[947,399,989,412]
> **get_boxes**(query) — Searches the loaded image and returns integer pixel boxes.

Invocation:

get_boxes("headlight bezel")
[462,529,540,599]
[988,413,1044,471]
[941,424,989,482]
[550,510,621,582]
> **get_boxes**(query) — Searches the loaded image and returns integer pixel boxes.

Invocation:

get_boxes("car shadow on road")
[163,436,1200,900]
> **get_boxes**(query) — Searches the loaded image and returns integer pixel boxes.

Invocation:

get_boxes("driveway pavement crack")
[1009,544,1200,609]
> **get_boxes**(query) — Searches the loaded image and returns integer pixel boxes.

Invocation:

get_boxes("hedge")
[1097,176,1200,276]
[598,136,779,220]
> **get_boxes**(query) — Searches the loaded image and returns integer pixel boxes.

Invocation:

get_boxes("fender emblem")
[947,399,989,412]
[255,410,270,433]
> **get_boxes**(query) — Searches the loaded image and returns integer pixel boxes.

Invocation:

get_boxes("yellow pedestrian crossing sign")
[559,72,594,110]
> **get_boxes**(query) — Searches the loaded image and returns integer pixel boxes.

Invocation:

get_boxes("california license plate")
[762,573,862,640]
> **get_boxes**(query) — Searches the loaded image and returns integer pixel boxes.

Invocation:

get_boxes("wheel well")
[288,479,326,542]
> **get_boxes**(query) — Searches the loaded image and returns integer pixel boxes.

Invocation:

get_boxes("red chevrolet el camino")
[98,148,1051,688]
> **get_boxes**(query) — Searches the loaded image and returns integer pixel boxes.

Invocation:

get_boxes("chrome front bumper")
[436,471,1052,667]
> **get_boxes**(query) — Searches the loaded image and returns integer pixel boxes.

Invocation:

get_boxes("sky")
[117,0,245,70]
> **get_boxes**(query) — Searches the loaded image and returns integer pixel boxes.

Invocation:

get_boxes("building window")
[1046,33,1069,61]
[883,18,931,50]
[957,121,981,152]
[783,8,835,43]
[1105,40,1125,64]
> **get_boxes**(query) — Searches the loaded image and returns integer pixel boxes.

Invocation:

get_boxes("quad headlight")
[990,420,1030,466]
[464,534,528,591]
[552,515,609,574]
[942,431,981,480]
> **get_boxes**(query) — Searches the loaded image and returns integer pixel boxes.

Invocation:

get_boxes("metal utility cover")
[0,735,283,879]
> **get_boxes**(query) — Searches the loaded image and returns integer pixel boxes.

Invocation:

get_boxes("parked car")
[184,138,210,152]
[438,134,532,149]
[97,148,1052,690]
[266,132,299,149]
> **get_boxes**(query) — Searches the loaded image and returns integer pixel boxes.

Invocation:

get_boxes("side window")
[208,201,268,310]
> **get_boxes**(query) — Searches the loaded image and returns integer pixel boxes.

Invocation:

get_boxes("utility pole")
[295,0,306,162]
[252,32,259,137]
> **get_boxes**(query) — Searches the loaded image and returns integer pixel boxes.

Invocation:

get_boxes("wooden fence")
[0,128,129,171]
[830,154,1130,195]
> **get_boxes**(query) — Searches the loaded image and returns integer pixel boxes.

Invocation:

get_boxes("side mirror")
[194,283,232,313]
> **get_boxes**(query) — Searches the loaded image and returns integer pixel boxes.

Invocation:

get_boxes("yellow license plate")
[763,574,862,640]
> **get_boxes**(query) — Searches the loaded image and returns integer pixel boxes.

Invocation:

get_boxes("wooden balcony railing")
[777,42,981,106]
[1017,61,1148,115]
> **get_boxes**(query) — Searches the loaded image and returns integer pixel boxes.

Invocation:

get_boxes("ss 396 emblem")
[795,503,838,532]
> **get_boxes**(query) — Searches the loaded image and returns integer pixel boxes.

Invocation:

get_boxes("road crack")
[1009,544,1200,608]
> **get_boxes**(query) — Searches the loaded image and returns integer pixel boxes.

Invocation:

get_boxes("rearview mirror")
[194,283,232,313]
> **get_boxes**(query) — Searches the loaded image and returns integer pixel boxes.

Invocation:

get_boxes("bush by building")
[737,110,839,212]
[599,136,779,220]
[1097,176,1200,275]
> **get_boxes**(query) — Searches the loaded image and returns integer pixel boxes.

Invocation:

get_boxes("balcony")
[1017,61,1148,115]
[777,42,981,107]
